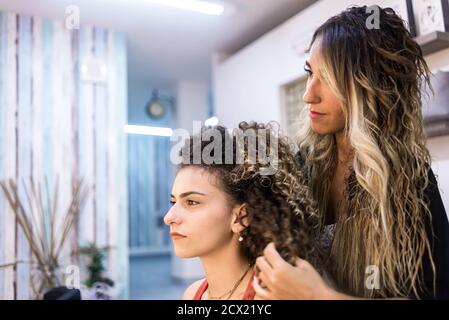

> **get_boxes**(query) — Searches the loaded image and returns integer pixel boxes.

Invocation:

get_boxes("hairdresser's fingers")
[257,268,273,290]
[263,242,287,269]
[295,256,310,270]
[252,276,272,300]
[256,256,273,275]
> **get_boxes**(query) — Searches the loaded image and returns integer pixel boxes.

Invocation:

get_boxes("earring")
[238,234,243,242]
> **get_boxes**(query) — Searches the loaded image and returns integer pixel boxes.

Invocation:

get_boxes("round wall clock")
[146,90,166,119]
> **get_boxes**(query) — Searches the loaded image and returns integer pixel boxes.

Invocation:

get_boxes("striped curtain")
[0,12,128,299]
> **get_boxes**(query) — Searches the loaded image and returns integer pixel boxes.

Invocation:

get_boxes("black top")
[295,152,449,299]
[417,167,449,299]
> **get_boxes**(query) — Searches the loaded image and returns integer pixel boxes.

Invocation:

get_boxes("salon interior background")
[0,0,448,299]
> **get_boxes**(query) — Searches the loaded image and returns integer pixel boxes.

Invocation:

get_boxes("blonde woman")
[253,6,449,299]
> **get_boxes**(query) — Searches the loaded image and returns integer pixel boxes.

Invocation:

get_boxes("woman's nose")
[164,206,180,225]
[303,80,320,105]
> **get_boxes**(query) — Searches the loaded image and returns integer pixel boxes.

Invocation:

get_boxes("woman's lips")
[170,232,187,240]
[309,110,325,119]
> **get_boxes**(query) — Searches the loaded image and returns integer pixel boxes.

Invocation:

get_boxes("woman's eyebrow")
[170,191,207,198]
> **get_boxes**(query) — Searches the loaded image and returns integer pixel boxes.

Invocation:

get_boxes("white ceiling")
[0,0,316,90]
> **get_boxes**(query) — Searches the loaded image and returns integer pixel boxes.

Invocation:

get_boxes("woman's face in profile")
[164,167,236,258]
[303,39,346,135]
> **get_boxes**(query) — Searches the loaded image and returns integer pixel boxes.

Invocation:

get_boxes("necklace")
[207,264,252,300]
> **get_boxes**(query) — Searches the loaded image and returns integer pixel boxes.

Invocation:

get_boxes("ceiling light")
[148,0,224,16]
[124,124,173,137]
[204,116,219,126]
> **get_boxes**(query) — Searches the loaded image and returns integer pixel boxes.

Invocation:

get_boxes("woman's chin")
[311,125,337,135]
[310,124,328,135]
[173,248,196,259]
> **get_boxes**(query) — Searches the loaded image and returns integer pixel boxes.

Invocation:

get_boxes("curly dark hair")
[179,121,320,267]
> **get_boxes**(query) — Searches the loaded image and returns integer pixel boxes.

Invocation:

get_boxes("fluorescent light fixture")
[204,116,219,127]
[124,124,173,137]
[148,0,224,16]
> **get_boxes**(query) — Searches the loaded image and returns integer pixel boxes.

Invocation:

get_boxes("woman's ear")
[231,204,248,234]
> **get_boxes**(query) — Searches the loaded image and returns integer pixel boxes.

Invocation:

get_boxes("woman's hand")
[253,242,344,300]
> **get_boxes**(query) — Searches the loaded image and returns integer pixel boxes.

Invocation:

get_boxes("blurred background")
[0,0,448,300]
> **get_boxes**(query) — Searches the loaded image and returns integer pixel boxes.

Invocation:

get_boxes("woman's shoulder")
[420,165,449,299]
[182,278,206,300]
[424,166,447,220]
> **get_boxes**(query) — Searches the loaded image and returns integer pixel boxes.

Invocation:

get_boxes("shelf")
[424,116,449,138]
[415,31,449,56]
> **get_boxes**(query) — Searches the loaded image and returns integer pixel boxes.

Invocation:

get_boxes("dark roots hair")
[301,5,434,298]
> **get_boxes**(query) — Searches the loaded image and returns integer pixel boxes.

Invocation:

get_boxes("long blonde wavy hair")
[297,6,435,298]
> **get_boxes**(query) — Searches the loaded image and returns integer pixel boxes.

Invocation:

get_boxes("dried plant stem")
[0,177,88,299]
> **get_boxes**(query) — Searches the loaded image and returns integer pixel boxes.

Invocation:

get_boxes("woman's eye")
[169,200,176,206]
[304,67,313,77]
[187,200,199,206]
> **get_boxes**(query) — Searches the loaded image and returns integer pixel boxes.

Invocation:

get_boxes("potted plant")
[76,242,115,300]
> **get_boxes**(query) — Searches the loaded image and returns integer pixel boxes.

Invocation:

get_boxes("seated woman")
[164,122,321,300]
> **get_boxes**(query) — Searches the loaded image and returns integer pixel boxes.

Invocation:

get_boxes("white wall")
[176,81,210,131]
[213,0,449,215]
[170,80,210,282]
[427,136,449,214]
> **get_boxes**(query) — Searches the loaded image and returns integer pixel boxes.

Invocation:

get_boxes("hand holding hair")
[253,242,343,300]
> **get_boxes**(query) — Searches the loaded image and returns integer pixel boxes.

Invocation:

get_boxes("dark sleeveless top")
[296,151,449,299]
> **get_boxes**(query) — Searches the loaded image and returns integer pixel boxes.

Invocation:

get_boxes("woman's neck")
[200,243,252,299]
[334,131,352,165]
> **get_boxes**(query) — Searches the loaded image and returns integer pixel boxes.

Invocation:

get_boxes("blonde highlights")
[299,6,435,298]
